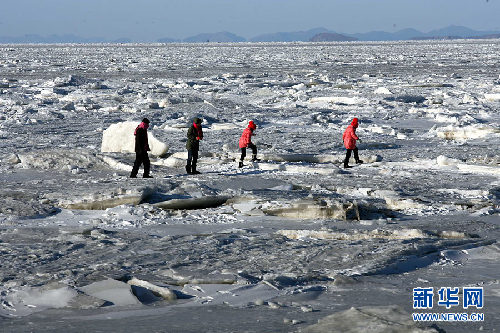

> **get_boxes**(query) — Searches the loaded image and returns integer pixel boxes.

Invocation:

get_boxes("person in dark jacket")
[342,117,363,169]
[186,117,203,174]
[238,120,259,168]
[130,118,152,178]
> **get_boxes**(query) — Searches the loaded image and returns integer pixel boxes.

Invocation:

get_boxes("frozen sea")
[0,40,499,332]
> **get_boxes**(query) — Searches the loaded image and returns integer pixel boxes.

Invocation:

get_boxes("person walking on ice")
[130,118,153,178]
[238,120,260,168]
[186,117,203,174]
[342,117,363,169]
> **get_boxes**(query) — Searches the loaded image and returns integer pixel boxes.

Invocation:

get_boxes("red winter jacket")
[343,119,359,150]
[239,127,254,148]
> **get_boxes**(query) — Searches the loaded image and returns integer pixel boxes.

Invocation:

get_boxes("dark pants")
[187,149,199,171]
[131,151,150,177]
[344,148,360,166]
[240,143,257,161]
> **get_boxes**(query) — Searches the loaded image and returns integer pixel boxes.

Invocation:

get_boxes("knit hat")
[142,118,150,124]
[248,120,257,130]
[351,118,358,128]
[194,117,202,124]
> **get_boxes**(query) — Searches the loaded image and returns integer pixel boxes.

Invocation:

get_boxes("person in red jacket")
[238,120,259,168]
[342,117,363,169]
[130,118,152,178]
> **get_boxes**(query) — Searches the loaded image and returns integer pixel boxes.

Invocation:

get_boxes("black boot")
[238,161,243,168]
[353,148,363,164]
[344,164,352,169]
[191,164,200,174]
[251,154,261,162]
[186,165,191,174]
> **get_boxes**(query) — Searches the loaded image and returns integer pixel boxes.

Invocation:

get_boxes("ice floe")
[155,195,231,210]
[79,279,141,306]
[101,121,169,156]
[302,306,438,333]
[374,87,392,95]
[277,228,470,241]
[264,199,358,220]
[485,93,500,102]
[308,96,364,106]
[433,124,500,140]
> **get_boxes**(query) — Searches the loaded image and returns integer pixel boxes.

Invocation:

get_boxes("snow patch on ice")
[436,156,500,176]
[181,283,280,307]
[156,155,186,168]
[308,96,364,106]
[365,124,393,135]
[485,93,500,102]
[436,155,461,166]
[0,285,78,317]
[437,188,490,199]
[1,153,21,164]
[277,228,469,241]
[384,197,425,211]
[374,87,392,95]
[456,164,500,176]
[260,153,341,163]
[18,150,103,171]
[433,125,499,140]
[231,199,264,215]
[210,123,240,130]
[462,94,477,104]
[60,187,154,210]
[265,199,357,220]
[283,164,341,175]
[102,156,132,171]
[19,286,76,308]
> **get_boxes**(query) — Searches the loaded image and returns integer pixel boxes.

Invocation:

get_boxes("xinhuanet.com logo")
[412,312,484,322]
[412,287,484,322]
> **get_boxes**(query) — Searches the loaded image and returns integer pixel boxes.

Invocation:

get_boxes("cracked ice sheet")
[1,40,500,332]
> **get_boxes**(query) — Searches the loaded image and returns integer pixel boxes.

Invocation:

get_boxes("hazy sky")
[1,0,499,41]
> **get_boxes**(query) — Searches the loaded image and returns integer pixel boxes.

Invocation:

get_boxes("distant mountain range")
[1,26,499,44]
[183,31,246,43]
[249,28,330,42]
[0,34,132,44]
[349,25,500,41]
[310,33,357,42]
[155,25,500,43]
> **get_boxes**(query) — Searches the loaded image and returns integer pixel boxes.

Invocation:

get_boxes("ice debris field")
[0,40,499,332]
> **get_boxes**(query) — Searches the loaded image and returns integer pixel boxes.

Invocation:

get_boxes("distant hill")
[348,25,500,41]
[414,33,500,41]
[250,28,330,42]
[0,34,106,43]
[411,36,462,41]
[349,28,425,41]
[182,31,246,43]
[310,33,357,42]
[426,25,498,38]
[157,37,181,43]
